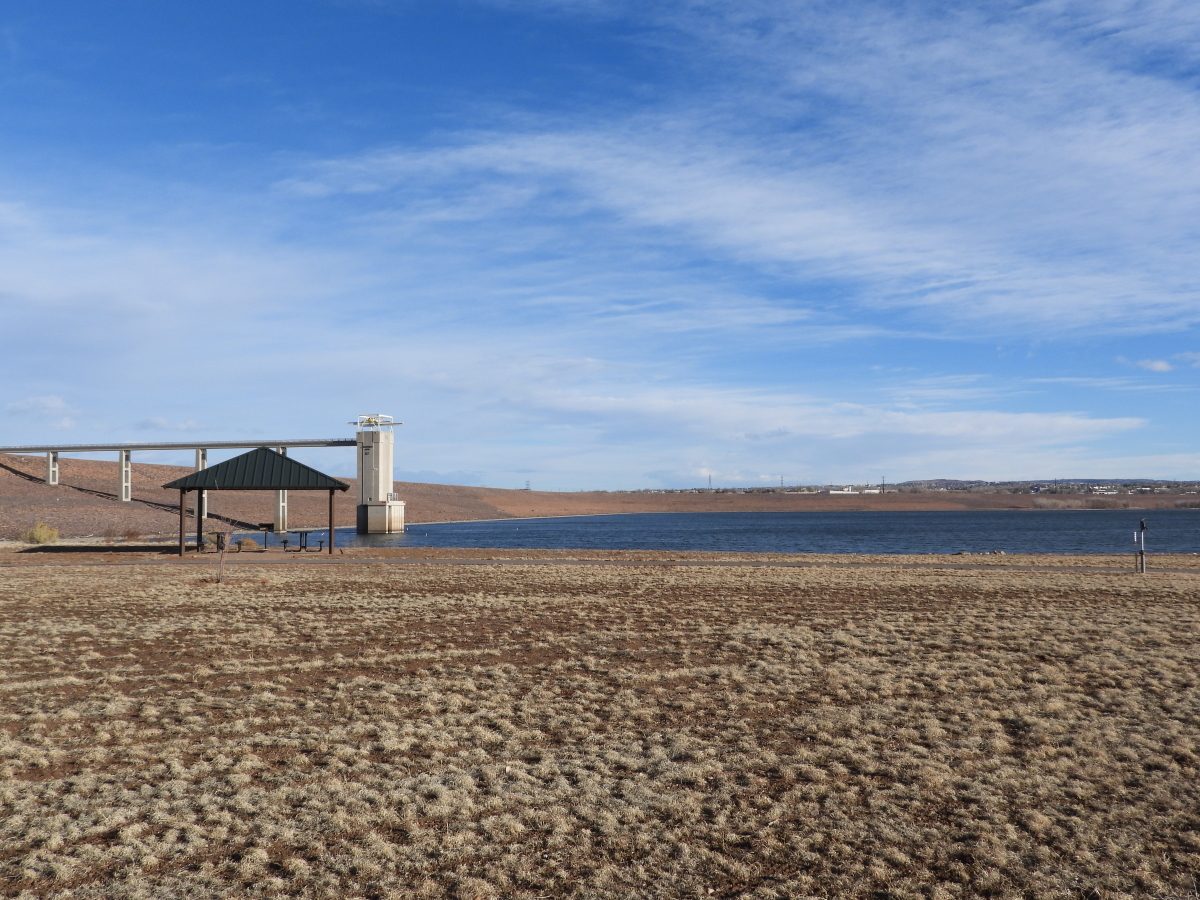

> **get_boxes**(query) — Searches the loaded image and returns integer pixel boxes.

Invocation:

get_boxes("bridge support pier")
[274,447,288,533]
[119,450,132,502]
[45,452,58,485]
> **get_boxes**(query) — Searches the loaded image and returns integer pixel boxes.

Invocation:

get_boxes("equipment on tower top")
[348,414,400,431]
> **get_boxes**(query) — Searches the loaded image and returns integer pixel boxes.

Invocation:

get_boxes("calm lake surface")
[272,509,1200,555]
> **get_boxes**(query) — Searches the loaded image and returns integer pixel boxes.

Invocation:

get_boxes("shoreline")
[3,506,1197,559]
[3,453,1196,540]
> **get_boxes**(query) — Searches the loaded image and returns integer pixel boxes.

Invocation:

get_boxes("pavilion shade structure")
[164,448,348,555]
[163,447,349,492]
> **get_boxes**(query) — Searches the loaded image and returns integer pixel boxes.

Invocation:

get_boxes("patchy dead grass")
[327,548,1200,570]
[0,562,1198,899]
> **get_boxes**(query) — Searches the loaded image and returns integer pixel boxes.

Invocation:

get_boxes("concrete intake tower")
[353,415,405,534]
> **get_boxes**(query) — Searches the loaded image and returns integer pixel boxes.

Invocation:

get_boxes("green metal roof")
[162,447,350,491]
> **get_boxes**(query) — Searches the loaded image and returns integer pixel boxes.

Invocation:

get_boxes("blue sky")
[1,0,1198,488]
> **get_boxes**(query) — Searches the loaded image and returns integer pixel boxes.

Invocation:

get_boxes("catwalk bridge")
[0,416,403,538]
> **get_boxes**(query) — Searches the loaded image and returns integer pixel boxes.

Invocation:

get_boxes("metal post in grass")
[1138,518,1148,573]
[216,533,228,583]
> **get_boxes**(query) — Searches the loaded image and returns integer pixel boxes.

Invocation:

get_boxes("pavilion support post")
[196,492,208,551]
[195,450,208,546]
[196,486,206,552]
[119,450,132,502]
[46,451,59,485]
[178,490,187,556]
[328,489,335,553]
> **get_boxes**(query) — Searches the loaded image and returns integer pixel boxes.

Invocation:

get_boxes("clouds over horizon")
[0,0,1197,485]
[283,0,1200,335]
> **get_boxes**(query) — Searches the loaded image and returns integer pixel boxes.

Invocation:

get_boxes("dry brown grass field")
[1,560,1198,899]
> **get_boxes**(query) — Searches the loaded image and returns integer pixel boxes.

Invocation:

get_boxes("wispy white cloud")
[5,394,72,415]
[1116,355,1191,374]
[512,383,1141,447]
[299,338,1147,484]
[274,0,1200,336]
[4,395,77,432]
[882,374,1024,404]
[1030,376,1197,392]
[1136,359,1174,372]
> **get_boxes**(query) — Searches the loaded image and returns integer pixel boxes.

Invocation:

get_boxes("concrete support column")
[194,449,208,543]
[119,450,132,502]
[46,452,59,485]
[274,447,288,533]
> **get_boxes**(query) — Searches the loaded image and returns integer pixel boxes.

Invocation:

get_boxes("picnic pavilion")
[163,447,349,555]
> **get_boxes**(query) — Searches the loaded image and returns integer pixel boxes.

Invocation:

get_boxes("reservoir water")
[274,509,1200,555]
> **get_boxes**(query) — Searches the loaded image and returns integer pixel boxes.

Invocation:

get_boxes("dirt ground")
[3,454,1194,540]
[4,544,1200,571]
[1,557,1197,898]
